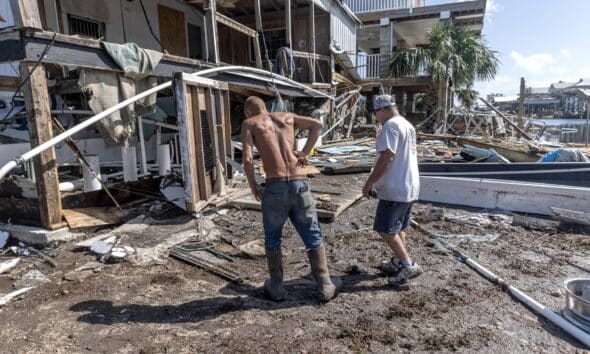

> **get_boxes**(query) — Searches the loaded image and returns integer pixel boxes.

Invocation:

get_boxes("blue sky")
[425,0,590,96]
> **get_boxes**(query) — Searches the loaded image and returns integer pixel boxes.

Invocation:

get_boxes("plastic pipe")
[412,220,590,348]
[157,144,171,176]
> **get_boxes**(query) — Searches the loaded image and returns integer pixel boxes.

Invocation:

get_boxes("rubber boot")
[264,248,285,301]
[307,245,342,301]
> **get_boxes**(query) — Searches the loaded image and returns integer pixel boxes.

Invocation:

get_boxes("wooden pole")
[309,1,316,83]
[205,0,219,63]
[285,0,292,49]
[478,97,536,141]
[254,0,270,71]
[20,61,62,229]
[518,77,525,136]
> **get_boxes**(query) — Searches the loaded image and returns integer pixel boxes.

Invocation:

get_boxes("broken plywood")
[62,207,128,229]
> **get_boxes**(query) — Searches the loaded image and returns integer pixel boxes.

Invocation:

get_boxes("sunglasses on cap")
[372,105,391,114]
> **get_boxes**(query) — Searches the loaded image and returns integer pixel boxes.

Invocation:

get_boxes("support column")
[285,0,292,49]
[205,0,219,63]
[20,61,62,229]
[254,0,269,71]
[407,93,415,113]
[379,18,393,78]
[518,77,525,129]
[309,1,316,83]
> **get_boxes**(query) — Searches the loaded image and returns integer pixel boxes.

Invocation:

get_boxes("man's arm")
[241,121,263,200]
[362,149,394,198]
[293,114,323,155]
[293,115,323,165]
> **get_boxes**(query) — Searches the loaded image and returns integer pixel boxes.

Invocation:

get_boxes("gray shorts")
[373,200,413,235]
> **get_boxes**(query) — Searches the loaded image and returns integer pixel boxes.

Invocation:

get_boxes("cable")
[138,0,163,52]
[0,32,57,123]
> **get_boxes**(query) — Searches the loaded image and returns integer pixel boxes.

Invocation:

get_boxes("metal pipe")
[412,220,590,348]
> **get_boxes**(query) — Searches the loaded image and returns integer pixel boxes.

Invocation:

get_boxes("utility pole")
[518,77,525,137]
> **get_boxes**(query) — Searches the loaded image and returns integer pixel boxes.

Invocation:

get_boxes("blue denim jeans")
[261,179,323,250]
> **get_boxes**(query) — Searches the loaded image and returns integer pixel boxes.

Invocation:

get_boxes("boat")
[420,162,590,187]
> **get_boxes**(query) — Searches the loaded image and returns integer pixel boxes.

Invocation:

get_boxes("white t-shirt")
[373,115,420,202]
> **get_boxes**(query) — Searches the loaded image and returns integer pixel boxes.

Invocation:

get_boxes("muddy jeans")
[261,179,323,250]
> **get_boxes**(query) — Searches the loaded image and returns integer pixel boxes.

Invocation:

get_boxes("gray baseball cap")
[373,94,395,111]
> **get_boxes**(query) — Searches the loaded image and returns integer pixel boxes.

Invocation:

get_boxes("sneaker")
[380,257,402,275]
[388,263,423,285]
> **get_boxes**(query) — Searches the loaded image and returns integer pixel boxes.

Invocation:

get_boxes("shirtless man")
[241,96,341,302]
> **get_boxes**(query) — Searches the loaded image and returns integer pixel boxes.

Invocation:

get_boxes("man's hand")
[294,151,308,168]
[362,182,373,198]
[251,183,263,201]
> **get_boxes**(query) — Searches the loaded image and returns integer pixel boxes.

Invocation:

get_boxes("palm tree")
[389,22,499,126]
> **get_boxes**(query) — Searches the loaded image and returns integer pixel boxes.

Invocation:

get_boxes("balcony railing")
[343,0,418,14]
[356,53,428,80]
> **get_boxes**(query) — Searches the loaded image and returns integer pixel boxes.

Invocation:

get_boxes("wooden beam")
[478,97,536,141]
[551,207,590,227]
[254,34,263,69]
[0,76,20,91]
[10,0,43,29]
[215,12,257,38]
[254,0,269,70]
[309,1,316,83]
[518,77,525,132]
[19,61,62,229]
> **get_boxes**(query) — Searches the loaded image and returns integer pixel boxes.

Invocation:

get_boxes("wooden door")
[158,5,187,56]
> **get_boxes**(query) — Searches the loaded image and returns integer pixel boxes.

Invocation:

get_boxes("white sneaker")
[388,263,423,285]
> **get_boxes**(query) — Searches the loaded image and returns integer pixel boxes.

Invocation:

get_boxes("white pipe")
[0,66,333,181]
[82,155,101,192]
[157,144,171,176]
[59,171,126,192]
[137,116,148,175]
[122,146,138,182]
[412,221,590,348]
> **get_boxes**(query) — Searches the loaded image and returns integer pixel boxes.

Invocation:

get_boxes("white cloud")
[560,49,571,58]
[510,51,555,74]
[484,0,503,23]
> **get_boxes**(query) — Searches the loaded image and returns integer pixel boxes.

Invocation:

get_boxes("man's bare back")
[241,96,323,200]
[243,112,303,180]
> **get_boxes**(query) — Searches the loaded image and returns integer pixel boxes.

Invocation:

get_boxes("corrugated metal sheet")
[0,0,15,28]
[343,0,418,13]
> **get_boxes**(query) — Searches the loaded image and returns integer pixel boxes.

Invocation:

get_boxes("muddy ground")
[0,174,589,353]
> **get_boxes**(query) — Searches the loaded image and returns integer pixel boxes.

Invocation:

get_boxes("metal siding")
[330,4,356,56]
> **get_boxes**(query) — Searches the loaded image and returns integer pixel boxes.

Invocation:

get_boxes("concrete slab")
[0,224,75,247]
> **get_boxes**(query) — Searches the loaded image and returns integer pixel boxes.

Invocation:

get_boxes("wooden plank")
[191,87,209,200]
[158,5,187,56]
[20,61,62,229]
[231,190,362,221]
[0,76,20,91]
[551,207,590,227]
[10,0,42,29]
[478,97,535,141]
[62,207,127,229]
[419,176,590,216]
[215,12,256,37]
[205,87,219,195]
[223,90,233,161]
[174,76,200,213]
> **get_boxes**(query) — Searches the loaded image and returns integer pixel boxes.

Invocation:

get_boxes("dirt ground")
[0,174,589,353]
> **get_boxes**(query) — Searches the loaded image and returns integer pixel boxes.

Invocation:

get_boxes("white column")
[122,146,138,182]
[157,144,171,176]
[82,155,102,192]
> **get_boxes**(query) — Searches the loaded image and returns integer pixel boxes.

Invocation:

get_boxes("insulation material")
[79,43,163,146]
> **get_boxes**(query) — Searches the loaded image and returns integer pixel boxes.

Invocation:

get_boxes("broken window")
[187,23,203,60]
[68,15,106,39]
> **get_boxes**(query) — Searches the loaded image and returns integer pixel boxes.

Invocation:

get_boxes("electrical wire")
[138,0,163,52]
[0,32,57,123]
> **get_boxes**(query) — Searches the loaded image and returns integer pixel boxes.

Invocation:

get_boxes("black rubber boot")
[307,245,342,301]
[264,248,285,301]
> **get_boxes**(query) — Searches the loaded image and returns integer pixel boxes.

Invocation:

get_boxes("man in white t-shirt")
[362,94,423,285]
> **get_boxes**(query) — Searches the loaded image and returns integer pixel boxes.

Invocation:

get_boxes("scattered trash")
[238,239,266,259]
[0,287,35,307]
[0,231,8,248]
[0,258,20,274]
[90,236,117,257]
[14,270,51,289]
[128,245,169,267]
[63,262,106,282]
[110,246,135,259]
[170,243,242,282]
[430,232,500,246]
